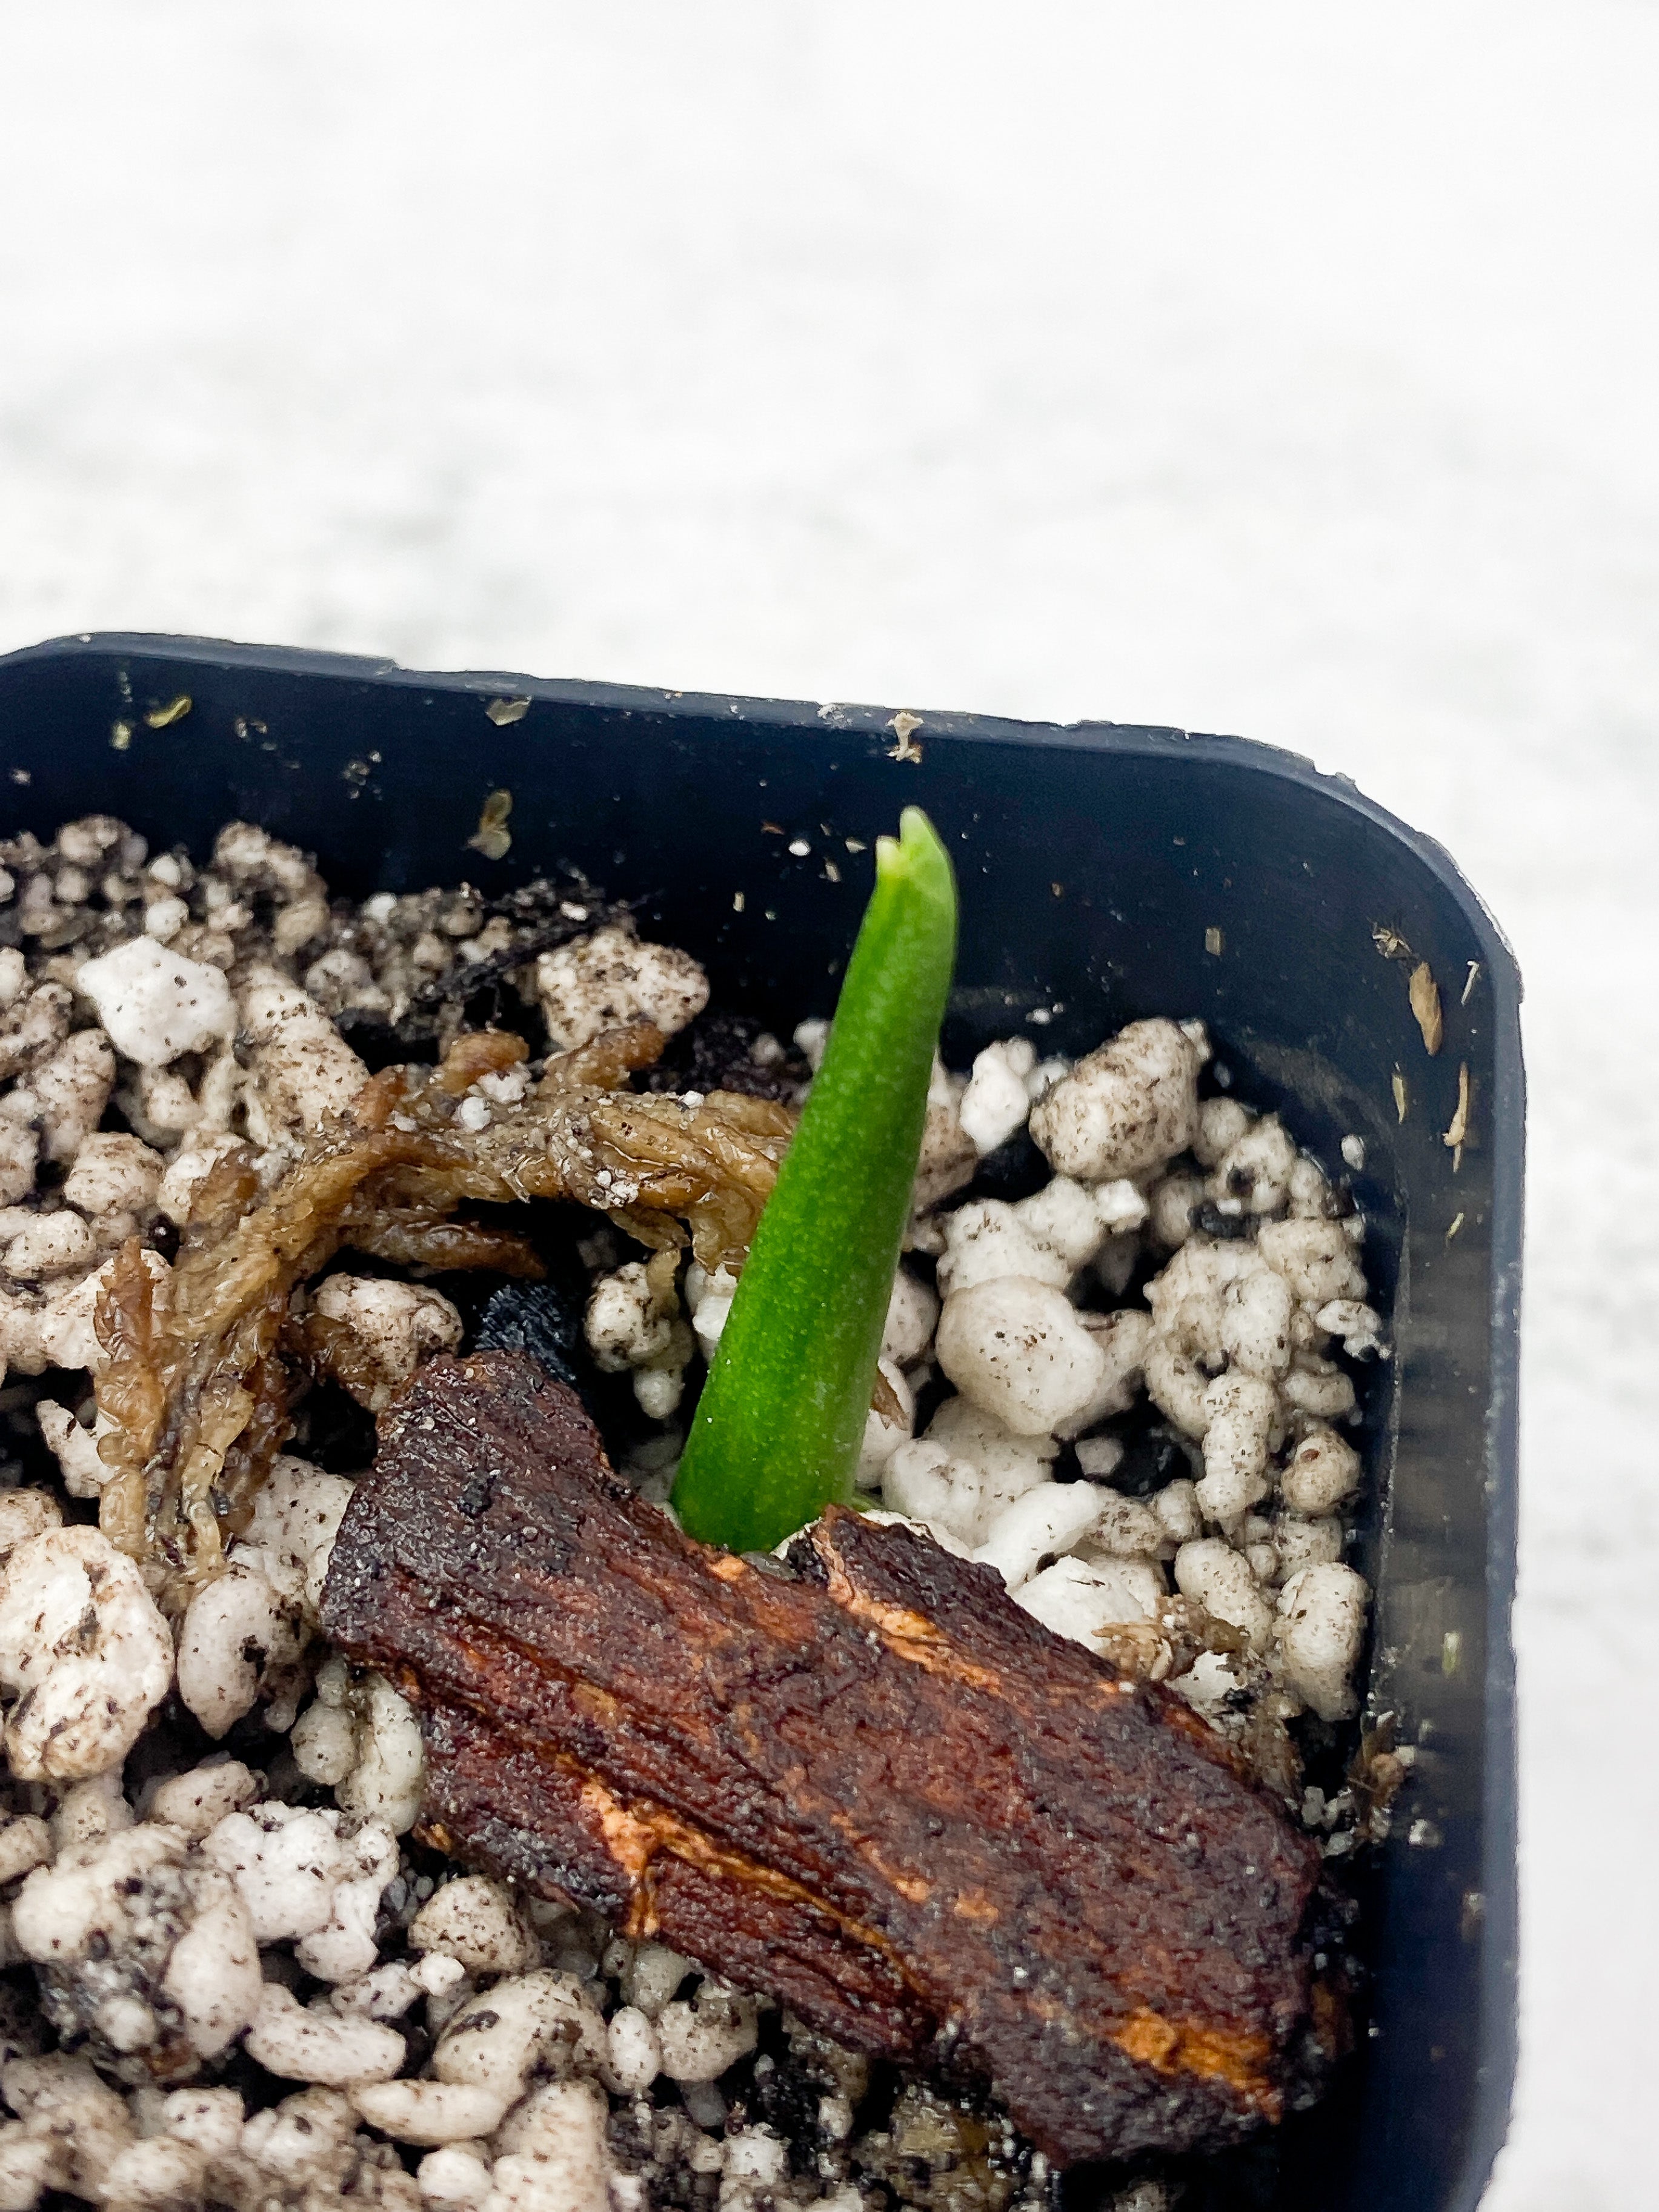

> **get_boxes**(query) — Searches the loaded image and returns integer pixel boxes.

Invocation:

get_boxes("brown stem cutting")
[321,1349,1338,2169]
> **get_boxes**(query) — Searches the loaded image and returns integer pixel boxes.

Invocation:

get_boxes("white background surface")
[1,5,1654,2204]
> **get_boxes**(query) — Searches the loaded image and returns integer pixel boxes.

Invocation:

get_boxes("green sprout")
[671,808,957,1553]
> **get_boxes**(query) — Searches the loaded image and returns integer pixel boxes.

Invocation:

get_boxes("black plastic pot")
[0,633,1520,2212]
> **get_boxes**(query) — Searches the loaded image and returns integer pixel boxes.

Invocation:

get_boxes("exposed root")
[94,1022,795,1610]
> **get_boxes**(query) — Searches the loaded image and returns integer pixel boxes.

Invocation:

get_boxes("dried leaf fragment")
[1408,963,1443,1055]
[886,711,924,764]
[467,789,513,862]
[485,697,531,726]
[1443,1061,1471,1167]
[1205,926,1224,956]
[1392,1069,1408,1123]
[144,694,192,729]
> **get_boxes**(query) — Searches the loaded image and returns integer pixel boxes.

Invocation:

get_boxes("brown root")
[94,1022,797,1609]
[431,1028,529,1095]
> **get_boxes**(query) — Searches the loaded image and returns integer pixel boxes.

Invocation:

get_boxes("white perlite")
[12,1823,263,2062]
[244,1986,405,2088]
[410,1876,540,1979]
[1028,1018,1201,1181]
[308,1275,464,1411]
[936,1277,1109,1435]
[239,971,370,1137]
[75,937,236,1067]
[431,1973,609,2103]
[0,1527,173,1779]
[866,1010,1383,1763]
[536,923,708,1051]
[1278,1563,1371,1721]
[200,1802,401,1983]
[176,1561,305,1738]
[957,1037,1037,1155]
[1016,1555,1163,1647]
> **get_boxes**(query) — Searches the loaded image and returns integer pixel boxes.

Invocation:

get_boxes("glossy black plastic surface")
[0,633,1521,2211]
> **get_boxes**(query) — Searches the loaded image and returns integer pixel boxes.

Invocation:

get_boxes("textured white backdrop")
[2,5,1655,2204]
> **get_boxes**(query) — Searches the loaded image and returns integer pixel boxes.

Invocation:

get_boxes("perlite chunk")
[1208,1114,1298,1214]
[0,2054,134,2201]
[416,2144,494,2209]
[604,2006,663,2096]
[935,1277,1109,1436]
[0,983,71,1082]
[1174,1538,1275,1652]
[880,1440,989,1547]
[200,1802,399,1982]
[349,2079,511,2148]
[175,1563,305,1739]
[1029,1018,1200,1182]
[1277,1563,1370,1721]
[957,1038,1037,1155]
[308,1274,464,1411]
[937,1178,1145,1300]
[972,1481,1108,1590]
[146,1761,258,1841]
[430,1973,608,2102]
[61,1132,164,1220]
[1016,1555,1164,1647]
[655,1985,760,2085]
[410,1876,540,1979]
[0,1527,173,1780]
[6,1028,116,1164]
[1254,1217,1368,1306]
[488,2077,614,2212]
[99,2137,210,2210]
[32,1403,109,1499]
[0,1816,53,1888]
[290,1659,428,1836]
[12,1824,262,2070]
[1272,1513,1345,1584]
[880,1267,939,1367]
[1196,1373,1280,1521]
[234,1454,357,1627]
[1,1212,95,1281]
[242,1987,405,2088]
[0,1491,64,1569]
[0,1119,38,1207]
[535,925,708,1051]
[239,972,368,1137]
[1280,1426,1362,1515]
[75,938,236,1068]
